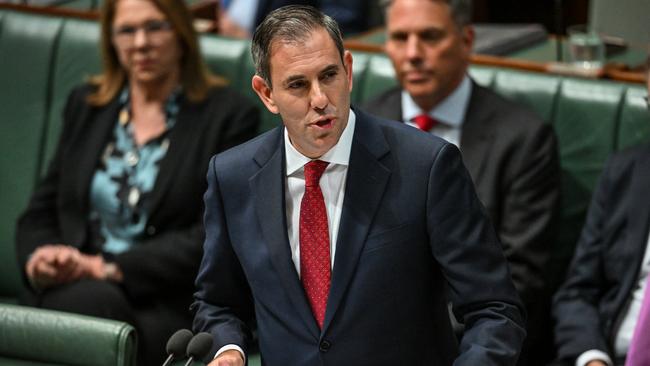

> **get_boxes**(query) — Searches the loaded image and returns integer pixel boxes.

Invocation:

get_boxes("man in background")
[552,69,650,366]
[363,0,561,364]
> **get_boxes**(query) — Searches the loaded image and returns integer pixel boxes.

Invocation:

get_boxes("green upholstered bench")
[0,303,136,366]
[0,7,649,355]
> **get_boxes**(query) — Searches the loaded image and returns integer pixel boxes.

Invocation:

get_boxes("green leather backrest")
[349,51,370,105]
[356,54,398,102]
[44,18,102,172]
[201,35,282,133]
[0,304,136,366]
[0,11,64,298]
[468,66,496,88]
[551,79,625,282]
[493,70,561,123]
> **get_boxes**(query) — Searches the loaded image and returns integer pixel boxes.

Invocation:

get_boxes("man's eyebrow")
[320,64,339,75]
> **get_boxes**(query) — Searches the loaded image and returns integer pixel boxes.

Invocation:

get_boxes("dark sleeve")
[15,87,86,273]
[499,122,561,304]
[113,92,260,299]
[552,156,618,362]
[191,156,254,357]
[429,144,527,365]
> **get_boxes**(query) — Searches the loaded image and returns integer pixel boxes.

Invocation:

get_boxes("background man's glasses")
[112,20,172,45]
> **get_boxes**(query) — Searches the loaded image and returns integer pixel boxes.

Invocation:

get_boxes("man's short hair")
[251,5,345,88]
[381,0,473,28]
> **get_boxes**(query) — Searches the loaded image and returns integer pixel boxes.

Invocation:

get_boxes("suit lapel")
[249,128,321,338]
[623,149,650,290]
[68,98,120,215]
[459,83,496,183]
[323,110,391,332]
[381,89,403,122]
[148,96,198,215]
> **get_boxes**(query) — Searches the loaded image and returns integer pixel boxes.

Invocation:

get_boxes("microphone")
[183,332,214,366]
[161,329,193,366]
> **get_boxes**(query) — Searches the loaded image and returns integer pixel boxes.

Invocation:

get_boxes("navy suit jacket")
[553,144,650,364]
[362,83,561,305]
[192,108,526,365]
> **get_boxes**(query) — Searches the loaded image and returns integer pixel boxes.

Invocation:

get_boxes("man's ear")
[344,50,353,93]
[252,75,279,114]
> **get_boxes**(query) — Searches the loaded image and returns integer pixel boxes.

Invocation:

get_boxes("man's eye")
[420,30,444,42]
[389,33,407,42]
[288,81,306,89]
[321,72,337,82]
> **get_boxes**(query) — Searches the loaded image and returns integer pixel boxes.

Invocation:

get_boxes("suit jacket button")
[319,340,331,352]
[146,225,156,235]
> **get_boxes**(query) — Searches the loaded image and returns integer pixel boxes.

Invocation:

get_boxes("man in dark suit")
[552,75,650,366]
[362,1,560,364]
[193,5,526,366]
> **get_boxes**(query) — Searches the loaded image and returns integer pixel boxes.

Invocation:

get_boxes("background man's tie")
[300,160,331,329]
[412,114,438,131]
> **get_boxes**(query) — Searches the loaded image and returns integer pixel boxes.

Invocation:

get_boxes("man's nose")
[405,35,423,62]
[310,83,329,110]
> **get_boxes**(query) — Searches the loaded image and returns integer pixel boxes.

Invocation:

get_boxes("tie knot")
[412,114,437,131]
[304,160,329,187]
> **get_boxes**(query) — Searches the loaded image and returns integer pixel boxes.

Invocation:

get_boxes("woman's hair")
[87,0,225,105]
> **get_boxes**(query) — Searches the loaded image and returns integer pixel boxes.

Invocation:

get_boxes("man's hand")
[208,350,244,366]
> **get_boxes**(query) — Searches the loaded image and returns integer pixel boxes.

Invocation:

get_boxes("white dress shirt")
[401,74,472,147]
[214,110,356,360]
[577,229,650,366]
[284,110,355,273]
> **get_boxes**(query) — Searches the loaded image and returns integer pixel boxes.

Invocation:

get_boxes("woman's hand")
[26,245,83,288]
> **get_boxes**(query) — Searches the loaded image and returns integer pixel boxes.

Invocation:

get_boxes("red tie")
[300,160,331,329]
[412,114,437,131]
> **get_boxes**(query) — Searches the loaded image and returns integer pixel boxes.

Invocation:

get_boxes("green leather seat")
[0,303,136,366]
[493,69,561,123]
[0,10,64,301]
[201,34,281,133]
[43,17,102,170]
[468,65,496,88]
[551,78,625,284]
[356,54,398,102]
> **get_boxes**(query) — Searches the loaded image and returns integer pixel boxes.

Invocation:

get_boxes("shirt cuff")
[214,344,246,363]
[576,349,613,366]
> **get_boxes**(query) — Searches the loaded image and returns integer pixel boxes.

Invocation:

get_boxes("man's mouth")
[312,117,335,129]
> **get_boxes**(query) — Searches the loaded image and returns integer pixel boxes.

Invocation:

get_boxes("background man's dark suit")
[553,144,650,365]
[362,82,560,363]
[192,108,526,365]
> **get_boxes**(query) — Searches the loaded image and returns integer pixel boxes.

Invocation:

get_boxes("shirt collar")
[285,109,356,176]
[401,74,472,127]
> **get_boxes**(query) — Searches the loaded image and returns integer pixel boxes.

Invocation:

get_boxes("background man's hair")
[380,0,473,29]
